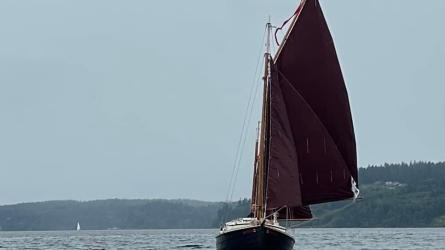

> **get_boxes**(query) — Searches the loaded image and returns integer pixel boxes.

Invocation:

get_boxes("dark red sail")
[267,0,358,206]
[266,61,303,209]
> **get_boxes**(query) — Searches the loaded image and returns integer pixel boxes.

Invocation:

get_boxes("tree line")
[0,161,443,230]
[215,161,445,228]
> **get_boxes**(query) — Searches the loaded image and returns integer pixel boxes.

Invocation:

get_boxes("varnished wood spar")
[254,22,272,220]
[250,123,260,211]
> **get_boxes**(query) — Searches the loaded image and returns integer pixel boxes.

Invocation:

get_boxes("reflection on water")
[0,228,443,250]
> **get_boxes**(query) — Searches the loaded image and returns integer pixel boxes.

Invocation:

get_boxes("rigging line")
[229,61,263,202]
[274,12,296,46]
[229,21,272,202]
[231,22,276,202]
[230,25,268,199]
[224,26,267,203]
[292,201,357,228]
[274,1,305,47]
[228,30,266,202]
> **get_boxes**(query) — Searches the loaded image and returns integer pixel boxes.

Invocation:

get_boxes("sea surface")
[0,228,443,250]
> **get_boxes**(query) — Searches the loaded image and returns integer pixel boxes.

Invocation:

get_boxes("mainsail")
[252,0,359,220]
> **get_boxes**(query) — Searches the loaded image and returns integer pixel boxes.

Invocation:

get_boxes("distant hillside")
[306,161,445,227]
[215,162,445,228]
[0,199,221,231]
[0,162,443,231]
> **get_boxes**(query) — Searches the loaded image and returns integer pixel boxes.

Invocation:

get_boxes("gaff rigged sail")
[265,0,359,213]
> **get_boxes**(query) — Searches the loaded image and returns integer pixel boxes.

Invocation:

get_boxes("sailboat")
[76,222,80,231]
[216,0,359,249]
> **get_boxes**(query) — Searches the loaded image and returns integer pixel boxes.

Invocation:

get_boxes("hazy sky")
[0,0,443,205]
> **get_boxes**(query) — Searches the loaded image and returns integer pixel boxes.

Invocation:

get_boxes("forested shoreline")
[1,162,443,231]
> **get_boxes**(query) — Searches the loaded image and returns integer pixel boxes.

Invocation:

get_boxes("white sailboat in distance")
[76,222,80,231]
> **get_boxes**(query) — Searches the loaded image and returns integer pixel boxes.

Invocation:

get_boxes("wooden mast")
[254,21,272,221]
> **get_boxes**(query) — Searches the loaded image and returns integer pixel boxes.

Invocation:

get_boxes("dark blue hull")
[216,225,295,250]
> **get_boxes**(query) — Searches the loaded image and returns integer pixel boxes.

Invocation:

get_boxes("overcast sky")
[0,0,443,205]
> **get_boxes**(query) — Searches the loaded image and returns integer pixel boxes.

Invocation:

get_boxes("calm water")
[0,228,443,250]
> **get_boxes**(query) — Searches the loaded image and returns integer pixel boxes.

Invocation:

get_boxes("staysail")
[263,0,358,215]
